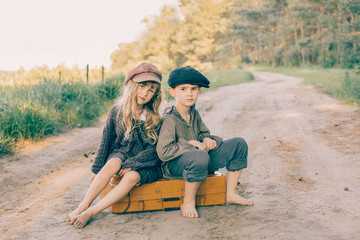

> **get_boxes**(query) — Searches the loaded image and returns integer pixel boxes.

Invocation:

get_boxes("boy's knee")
[233,137,248,149]
[182,150,209,182]
[187,150,209,170]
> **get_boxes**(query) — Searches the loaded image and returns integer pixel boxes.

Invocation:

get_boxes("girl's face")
[136,81,158,106]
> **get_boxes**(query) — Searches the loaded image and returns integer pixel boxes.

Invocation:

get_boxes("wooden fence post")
[102,65,105,83]
[86,64,89,83]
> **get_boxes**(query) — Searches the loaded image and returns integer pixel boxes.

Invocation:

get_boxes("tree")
[168,0,232,70]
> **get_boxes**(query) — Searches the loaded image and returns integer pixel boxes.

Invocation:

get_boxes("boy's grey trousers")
[168,137,248,182]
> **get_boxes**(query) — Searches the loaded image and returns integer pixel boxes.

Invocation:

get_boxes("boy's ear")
[197,87,201,93]
[168,87,176,97]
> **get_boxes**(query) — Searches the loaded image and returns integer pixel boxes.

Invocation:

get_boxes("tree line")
[111,0,360,73]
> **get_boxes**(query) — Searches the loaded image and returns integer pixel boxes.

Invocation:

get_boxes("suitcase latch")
[138,200,144,210]
[199,195,206,205]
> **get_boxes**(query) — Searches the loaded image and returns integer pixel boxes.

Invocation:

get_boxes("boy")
[156,66,253,218]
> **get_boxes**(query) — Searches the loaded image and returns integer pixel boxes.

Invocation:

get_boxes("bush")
[342,66,360,104]
[54,82,102,126]
[0,96,57,141]
[97,75,124,100]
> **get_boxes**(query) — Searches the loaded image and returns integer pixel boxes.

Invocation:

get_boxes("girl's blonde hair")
[116,80,162,144]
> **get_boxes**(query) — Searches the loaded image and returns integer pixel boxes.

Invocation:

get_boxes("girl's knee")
[104,158,122,172]
[122,171,140,185]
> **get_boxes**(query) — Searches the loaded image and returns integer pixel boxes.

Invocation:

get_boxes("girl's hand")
[119,168,132,177]
[203,137,217,150]
[188,140,209,152]
[109,173,121,186]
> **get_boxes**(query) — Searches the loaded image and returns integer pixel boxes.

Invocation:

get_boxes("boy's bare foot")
[73,209,95,229]
[226,193,253,206]
[180,202,199,218]
[64,205,88,224]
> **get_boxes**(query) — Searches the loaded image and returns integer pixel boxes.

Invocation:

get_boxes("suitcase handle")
[163,197,181,202]
[162,197,182,210]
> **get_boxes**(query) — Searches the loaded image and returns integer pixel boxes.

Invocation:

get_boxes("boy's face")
[168,84,201,108]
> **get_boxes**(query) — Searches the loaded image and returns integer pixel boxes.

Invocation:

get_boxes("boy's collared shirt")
[156,104,222,163]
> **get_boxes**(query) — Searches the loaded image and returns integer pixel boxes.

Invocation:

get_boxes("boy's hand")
[203,137,217,150]
[188,140,208,152]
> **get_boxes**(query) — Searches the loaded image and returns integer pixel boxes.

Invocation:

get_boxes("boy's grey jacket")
[156,105,222,179]
[91,104,161,174]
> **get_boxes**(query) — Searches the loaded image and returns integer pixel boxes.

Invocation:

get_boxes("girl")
[64,63,163,228]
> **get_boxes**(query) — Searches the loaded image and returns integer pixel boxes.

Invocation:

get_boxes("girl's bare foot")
[73,209,96,229]
[64,205,88,224]
[226,193,253,206]
[180,202,199,218]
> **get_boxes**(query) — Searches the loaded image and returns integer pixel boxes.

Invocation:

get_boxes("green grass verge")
[245,64,359,105]
[0,75,124,156]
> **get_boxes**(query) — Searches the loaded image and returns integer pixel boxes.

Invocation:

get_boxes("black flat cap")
[168,66,210,88]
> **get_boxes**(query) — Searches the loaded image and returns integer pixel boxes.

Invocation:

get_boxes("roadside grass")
[162,69,254,100]
[204,69,254,91]
[246,64,359,105]
[0,75,124,155]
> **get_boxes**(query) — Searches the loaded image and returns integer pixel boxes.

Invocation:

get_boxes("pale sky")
[0,0,178,71]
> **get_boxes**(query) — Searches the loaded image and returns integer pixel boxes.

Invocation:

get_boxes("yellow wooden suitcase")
[96,174,226,213]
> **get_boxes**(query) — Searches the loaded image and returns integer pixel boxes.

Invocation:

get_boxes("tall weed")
[0,132,15,156]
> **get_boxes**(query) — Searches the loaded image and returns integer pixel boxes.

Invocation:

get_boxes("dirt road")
[1,72,359,240]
